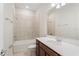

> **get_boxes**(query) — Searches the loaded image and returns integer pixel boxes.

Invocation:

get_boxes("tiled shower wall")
[14,8,36,41]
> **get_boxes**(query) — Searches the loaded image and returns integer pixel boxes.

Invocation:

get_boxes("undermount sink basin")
[46,39,57,43]
[46,38,62,45]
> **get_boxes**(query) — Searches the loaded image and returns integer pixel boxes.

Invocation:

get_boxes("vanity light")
[56,4,61,9]
[25,6,29,8]
[50,3,66,9]
[51,3,56,7]
[61,3,66,6]
[48,3,56,10]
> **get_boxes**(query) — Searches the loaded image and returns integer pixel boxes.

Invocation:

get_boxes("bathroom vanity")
[36,39,61,56]
[36,37,79,56]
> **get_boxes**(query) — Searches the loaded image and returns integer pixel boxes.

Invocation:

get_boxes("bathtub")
[13,39,36,56]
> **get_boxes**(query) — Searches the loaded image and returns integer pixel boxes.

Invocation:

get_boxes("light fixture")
[50,3,66,9]
[25,6,29,8]
[56,4,61,9]
[61,3,66,6]
[51,3,56,7]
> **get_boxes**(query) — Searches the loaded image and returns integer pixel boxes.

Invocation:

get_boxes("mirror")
[47,3,79,46]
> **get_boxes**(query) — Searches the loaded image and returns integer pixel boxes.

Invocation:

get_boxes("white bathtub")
[13,39,36,56]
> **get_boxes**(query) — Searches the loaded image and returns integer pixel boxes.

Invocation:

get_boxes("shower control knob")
[0,50,6,56]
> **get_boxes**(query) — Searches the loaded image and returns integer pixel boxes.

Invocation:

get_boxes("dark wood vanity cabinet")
[36,40,61,56]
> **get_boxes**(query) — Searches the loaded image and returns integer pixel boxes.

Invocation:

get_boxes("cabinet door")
[39,42,60,56]
[36,44,40,56]
[36,40,40,56]
[39,48,45,56]
[46,53,50,56]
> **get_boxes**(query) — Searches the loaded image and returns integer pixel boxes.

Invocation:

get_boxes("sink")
[45,37,62,45]
[46,39,57,43]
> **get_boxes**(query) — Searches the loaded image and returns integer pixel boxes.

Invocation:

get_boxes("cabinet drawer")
[39,42,60,56]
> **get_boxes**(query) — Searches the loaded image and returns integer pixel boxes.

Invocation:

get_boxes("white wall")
[48,14,55,35]
[32,10,40,38]
[36,7,48,37]
[0,3,4,52]
[0,3,15,54]
[14,8,35,41]
[39,10,48,37]
[3,3,15,50]
[77,4,79,40]
[49,4,79,40]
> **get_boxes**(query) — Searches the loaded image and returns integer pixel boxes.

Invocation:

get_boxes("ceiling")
[15,3,51,11]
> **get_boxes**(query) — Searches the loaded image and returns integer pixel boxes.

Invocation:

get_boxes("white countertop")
[37,36,79,56]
